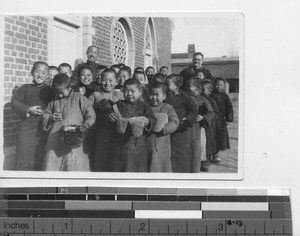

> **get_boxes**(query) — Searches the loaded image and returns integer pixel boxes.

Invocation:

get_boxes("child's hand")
[108,112,119,122]
[196,115,204,122]
[95,99,112,111]
[76,125,88,138]
[141,117,149,126]
[177,119,189,132]
[28,106,43,116]
[51,112,63,122]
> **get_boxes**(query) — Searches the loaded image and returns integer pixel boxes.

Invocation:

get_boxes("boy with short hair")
[116,67,131,91]
[159,66,169,76]
[211,77,234,162]
[147,82,179,172]
[185,77,215,172]
[164,74,198,173]
[194,70,205,80]
[12,61,54,170]
[133,71,150,103]
[58,63,78,86]
[88,69,124,171]
[201,80,219,162]
[91,65,108,92]
[72,66,97,98]
[109,78,157,172]
[47,65,59,85]
[145,66,155,84]
[74,45,102,79]
[42,74,96,171]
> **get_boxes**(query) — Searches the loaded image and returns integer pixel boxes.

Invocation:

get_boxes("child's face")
[202,84,212,96]
[54,85,71,98]
[95,69,106,83]
[123,84,141,103]
[216,80,225,93]
[160,68,168,76]
[32,64,48,85]
[118,70,130,86]
[149,88,166,107]
[146,68,155,79]
[195,72,205,80]
[80,69,93,86]
[86,46,98,62]
[165,79,178,93]
[134,74,146,86]
[101,72,117,92]
[187,83,199,96]
[60,67,72,78]
[49,69,59,80]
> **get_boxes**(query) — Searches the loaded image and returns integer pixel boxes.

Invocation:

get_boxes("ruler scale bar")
[0,218,293,235]
[0,188,292,235]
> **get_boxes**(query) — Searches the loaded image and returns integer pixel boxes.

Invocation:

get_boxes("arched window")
[144,18,157,69]
[112,18,134,67]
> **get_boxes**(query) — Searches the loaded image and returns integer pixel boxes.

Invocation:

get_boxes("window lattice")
[113,21,128,64]
[145,24,152,51]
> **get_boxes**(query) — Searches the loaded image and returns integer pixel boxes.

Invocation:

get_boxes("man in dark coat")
[180,52,212,87]
[73,45,103,80]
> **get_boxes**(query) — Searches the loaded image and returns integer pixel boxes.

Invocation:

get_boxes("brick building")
[172,44,239,93]
[1,15,173,169]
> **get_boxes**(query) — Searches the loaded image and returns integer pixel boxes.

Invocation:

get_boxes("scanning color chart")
[0,187,292,235]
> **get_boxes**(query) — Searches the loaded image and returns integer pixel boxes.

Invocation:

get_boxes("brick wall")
[129,17,146,68]
[92,16,114,66]
[3,15,48,148]
[154,18,172,73]
[91,17,172,71]
[2,15,172,168]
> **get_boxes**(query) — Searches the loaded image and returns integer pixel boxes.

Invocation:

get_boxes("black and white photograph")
[0,13,244,179]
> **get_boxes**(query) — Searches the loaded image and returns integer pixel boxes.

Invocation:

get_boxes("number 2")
[140,223,146,231]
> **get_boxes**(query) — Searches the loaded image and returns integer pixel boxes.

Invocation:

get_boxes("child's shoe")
[201,161,210,172]
[211,154,221,163]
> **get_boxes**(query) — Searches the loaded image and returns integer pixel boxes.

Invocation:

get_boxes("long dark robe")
[88,90,124,172]
[201,93,219,158]
[110,100,156,172]
[11,83,54,170]
[189,94,215,172]
[147,103,179,172]
[164,91,198,173]
[211,91,234,151]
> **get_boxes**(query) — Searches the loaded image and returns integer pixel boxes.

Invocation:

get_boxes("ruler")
[0,187,293,235]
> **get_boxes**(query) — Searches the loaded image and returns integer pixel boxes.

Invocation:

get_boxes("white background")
[0,0,300,234]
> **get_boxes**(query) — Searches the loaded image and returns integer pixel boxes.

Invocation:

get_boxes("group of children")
[12,49,233,173]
